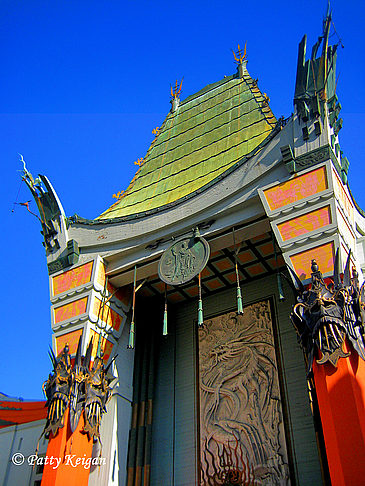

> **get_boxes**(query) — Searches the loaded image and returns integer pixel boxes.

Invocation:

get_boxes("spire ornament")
[170,78,183,112]
[232,42,247,78]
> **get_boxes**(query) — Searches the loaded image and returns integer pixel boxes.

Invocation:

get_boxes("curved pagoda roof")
[98,66,276,220]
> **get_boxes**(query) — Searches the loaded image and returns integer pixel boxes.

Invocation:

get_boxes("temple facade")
[2,11,365,486]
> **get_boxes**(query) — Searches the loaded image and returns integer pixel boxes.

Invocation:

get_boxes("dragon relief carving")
[199,302,290,485]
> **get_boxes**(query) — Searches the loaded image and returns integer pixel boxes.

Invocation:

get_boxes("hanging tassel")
[128,266,137,349]
[128,321,135,349]
[233,227,244,315]
[277,272,285,302]
[163,284,168,336]
[198,272,204,327]
[272,233,285,302]
[236,271,244,315]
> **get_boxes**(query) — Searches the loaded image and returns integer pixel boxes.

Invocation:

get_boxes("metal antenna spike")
[96,333,103,358]
[105,354,118,374]
[75,336,82,367]
[287,265,305,294]
[49,347,57,368]
[343,250,352,287]
[334,248,341,287]
[48,351,56,369]
[84,338,93,369]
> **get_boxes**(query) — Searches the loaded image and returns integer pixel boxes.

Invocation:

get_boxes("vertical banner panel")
[198,300,291,485]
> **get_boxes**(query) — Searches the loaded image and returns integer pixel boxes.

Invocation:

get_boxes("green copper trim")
[47,239,79,275]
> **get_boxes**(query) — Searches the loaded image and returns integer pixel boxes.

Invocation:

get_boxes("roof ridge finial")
[170,78,183,112]
[232,42,247,78]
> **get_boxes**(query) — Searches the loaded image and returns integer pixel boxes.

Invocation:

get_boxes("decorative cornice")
[48,239,79,275]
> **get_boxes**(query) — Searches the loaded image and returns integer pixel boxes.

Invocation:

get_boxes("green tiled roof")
[98,68,276,220]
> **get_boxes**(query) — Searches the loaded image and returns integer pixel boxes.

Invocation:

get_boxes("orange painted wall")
[97,263,132,308]
[41,409,93,486]
[89,329,114,363]
[264,166,328,211]
[55,329,83,356]
[52,261,94,296]
[278,206,331,241]
[313,342,365,486]
[290,241,335,280]
[93,297,122,331]
[54,297,88,324]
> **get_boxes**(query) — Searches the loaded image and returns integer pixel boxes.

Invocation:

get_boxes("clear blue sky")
[1,0,364,399]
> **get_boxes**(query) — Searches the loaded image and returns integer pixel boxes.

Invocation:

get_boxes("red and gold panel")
[204,279,223,291]
[264,166,328,211]
[55,328,83,356]
[267,255,285,269]
[214,258,232,271]
[257,241,274,256]
[290,241,335,280]
[224,271,239,284]
[246,262,266,277]
[277,206,332,242]
[54,297,88,324]
[167,292,185,303]
[93,297,122,332]
[237,249,256,264]
[52,261,94,296]
[89,329,114,363]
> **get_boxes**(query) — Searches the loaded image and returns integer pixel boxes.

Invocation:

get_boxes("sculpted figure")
[43,345,72,437]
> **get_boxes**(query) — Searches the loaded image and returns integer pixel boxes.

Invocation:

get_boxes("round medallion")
[158,236,210,285]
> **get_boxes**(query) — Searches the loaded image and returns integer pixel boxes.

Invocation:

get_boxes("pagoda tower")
[16,10,365,486]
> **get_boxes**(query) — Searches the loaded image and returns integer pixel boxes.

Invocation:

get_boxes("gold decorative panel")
[198,301,291,485]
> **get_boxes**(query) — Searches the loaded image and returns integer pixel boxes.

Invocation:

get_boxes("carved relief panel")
[198,300,291,485]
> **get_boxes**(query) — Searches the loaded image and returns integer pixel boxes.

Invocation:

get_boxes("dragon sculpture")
[289,249,365,374]
[43,337,114,442]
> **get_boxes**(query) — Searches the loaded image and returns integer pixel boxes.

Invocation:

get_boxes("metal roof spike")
[170,78,183,112]
[74,336,82,367]
[343,250,351,287]
[233,42,247,77]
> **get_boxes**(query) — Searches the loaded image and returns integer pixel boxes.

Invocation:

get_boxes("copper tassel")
[128,265,137,349]
[198,272,204,327]
[233,227,243,315]
[272,233,285,301]
[163,284,168,336]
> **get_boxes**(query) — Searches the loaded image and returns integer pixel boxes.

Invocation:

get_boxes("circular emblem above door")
[158,235,210,285]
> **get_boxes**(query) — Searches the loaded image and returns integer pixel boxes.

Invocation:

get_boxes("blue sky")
[1,0,364,399]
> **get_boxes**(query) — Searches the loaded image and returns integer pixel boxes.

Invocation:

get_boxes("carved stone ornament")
[289,250,365,374]
[199,302,291,485]
[158,233,210,285]
[43,337,113,442]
